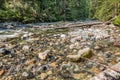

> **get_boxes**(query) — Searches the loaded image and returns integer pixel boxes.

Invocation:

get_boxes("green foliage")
[90,0,120,21]
[0,0,89,22]
[0,0,120,23]
[112,16,120,27]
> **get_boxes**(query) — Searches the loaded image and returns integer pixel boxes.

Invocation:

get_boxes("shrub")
[112,16,120,27]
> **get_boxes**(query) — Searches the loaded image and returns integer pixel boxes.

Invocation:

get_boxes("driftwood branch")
[104,15,118,25]
[55,22,103,29]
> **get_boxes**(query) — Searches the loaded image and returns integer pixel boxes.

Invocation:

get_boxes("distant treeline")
[0,0,120,26]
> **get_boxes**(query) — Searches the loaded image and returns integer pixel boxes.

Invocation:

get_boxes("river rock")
[40,73,48,79]
[72,73,84,80]
[60,34,66,41]
[73,65,80,73]
[69,44,74,49]
[25,59,35,65]
[115,52,120,56]
[67,48,94,61]
[70,38,76,43]
[47,70,52,75]
[22,71,29,78]
[22,71,34,79]
[0,43,5,48]
[0,70,5,76]
[22,45,30,51]
[94,46,101,50]
[116,58,120,63]
[21,33,29,40]
[0,48,11,55]
[114,38,120,47]
[26,38,39,42]
[38,50,50,60]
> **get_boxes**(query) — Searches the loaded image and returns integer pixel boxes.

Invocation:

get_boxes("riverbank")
[0,22,120,80]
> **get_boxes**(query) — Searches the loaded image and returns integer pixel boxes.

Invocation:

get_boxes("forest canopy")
[0,0,120,26]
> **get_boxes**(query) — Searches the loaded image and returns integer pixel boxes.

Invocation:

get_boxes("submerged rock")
[67,48,94,61]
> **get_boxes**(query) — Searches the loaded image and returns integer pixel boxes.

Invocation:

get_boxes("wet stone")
[22,45,30,51]
[22,71,34,79]
[116,58,120,63]
[22,71,29,78]
[0,48,11,55]
[115,52,120,56]
[73,65,80,73]
[0,70,5,76]
[103,53,112,58]
[38,50,50,60]
[67,48,94,61]
[94,46,101,50]
[40,73,48,80]
[114,38,120,47]
[37,65,49,72]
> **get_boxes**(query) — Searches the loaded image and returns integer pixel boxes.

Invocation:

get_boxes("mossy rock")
[67,48,94,62]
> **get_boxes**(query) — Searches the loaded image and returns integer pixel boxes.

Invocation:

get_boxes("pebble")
[25,59,35,65]
[21,33,29,40]
[69,44,74,49]
[40,73,47,79]
[37,65,49,72]
[116,58,120,63]
[70,38,76,43]
[0,70,5,76]
[103,53,112,58]
[50,62,57,68]
[27,71,35,79]
[94,46,101,50]
[47,70,52,75]
[86,62,94,68]
[22,71,34,79]
[72,73,84,79]
[38,50,50,60]
[114,38,120,47]
[115,52,120,56]
[60,34,66,41]
[0,48,11,55]
[22,71,29,78]
[60,34,66,39]
[22,45,30,51]
[73,65,80,73]
[0,43,5,48]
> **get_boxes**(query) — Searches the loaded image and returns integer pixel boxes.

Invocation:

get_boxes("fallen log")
[55,22,103,29]
[90,62,120,80]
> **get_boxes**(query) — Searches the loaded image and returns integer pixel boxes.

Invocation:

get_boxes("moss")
[112,16,120,27]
